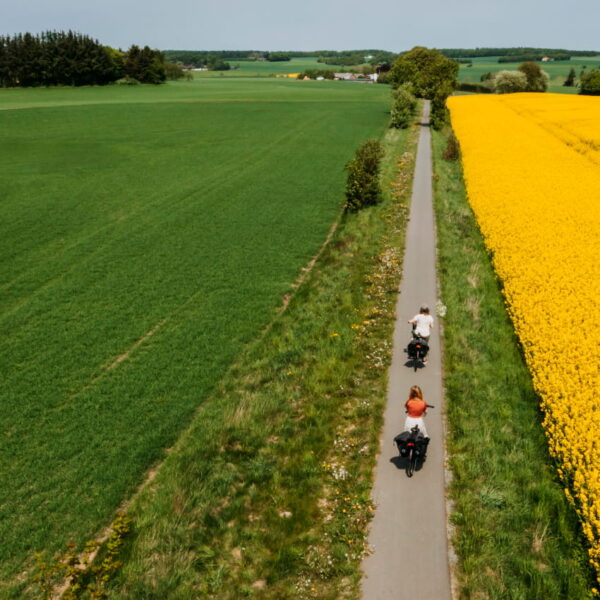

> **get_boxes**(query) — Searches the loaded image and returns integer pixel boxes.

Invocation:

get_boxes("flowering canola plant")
[448,93,600,585]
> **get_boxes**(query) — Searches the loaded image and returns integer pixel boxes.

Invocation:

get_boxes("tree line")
[497,53,571,63]
[0,31,174,87]
[163,49,397,68]
[439,47,598,59]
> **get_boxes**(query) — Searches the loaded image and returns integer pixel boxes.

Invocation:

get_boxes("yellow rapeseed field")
[448,93,600,587]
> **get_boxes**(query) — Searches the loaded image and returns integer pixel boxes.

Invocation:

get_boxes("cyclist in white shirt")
[408,305,434,343]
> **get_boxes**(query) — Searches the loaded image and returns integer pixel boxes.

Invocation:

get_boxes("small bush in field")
[518,61,549,92]
[580,70,600,95]
[345,140,384,212]
[493,70,528,94]
[390,85,416,128]
[443,132,460,161]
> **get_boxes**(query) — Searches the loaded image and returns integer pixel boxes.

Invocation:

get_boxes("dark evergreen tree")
[0,31,153,87]
[124,45,166,83]
[564,67,576,87]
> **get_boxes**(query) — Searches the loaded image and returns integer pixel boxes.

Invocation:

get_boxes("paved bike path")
[361,102,452,600]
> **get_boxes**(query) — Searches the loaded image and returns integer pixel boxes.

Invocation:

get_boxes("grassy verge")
[432,125,594,599]
[36,120,420,599]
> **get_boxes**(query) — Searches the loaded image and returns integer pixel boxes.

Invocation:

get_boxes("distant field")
[194,56,365,77]
[0,77,390,594]
[458,55,600,93]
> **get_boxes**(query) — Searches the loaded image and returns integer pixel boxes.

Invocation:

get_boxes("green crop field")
[193,57,368,78]
[458,55,600,93]
[228,57,323,74]
[192,57,311,78]
[0,77,390,595]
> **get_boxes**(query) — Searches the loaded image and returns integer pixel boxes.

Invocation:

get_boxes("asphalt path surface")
[361,101,452,600]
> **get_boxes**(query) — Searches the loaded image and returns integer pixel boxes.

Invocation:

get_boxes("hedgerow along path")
[361,101,452,599]
[0,77,391,596]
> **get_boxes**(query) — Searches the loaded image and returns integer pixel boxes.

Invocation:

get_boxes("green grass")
[0,76,383,109]
[432,126,595,599]
[46,116,419,600]
[458,55,600,94]
[0,78,393,596]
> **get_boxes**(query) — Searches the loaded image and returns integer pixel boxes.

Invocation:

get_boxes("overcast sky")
[2,0,599,52]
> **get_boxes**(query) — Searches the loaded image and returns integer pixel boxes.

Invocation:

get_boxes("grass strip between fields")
[432,125,595,599]
[35,120,420,599]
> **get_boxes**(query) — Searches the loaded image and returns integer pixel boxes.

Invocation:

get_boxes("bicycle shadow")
[403,359,426,371]
[390,454,426,472]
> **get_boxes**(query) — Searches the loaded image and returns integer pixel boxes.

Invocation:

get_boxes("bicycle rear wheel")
[406,448,415,477]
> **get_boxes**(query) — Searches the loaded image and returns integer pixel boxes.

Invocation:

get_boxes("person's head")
[408,385,423,400]
[419,305,430,315]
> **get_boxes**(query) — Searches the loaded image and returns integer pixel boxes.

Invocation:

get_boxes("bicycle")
[394,404,434,477]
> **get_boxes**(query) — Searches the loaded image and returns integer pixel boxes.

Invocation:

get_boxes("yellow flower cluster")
[448,93,600,583]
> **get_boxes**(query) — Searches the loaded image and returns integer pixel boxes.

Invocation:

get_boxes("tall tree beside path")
[388,46,458,130]
[390,84,417,128]
[388,46,458,99]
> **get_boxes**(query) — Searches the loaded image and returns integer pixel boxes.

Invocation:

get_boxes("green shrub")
[430,87,451,130]
[164,61,186,81]
[345,139,384,211]
[115,77,140,85]
[376,70,391,84]
[493,70,528,93]
[430,100,446,130]
[580,70,600,95]
[518,61,549,92]
[390,85,417,128]
[456,81,492,93]
[442,132,460,161]
[296,69,335,80]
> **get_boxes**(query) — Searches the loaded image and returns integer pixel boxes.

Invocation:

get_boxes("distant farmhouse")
[334,72,378,82]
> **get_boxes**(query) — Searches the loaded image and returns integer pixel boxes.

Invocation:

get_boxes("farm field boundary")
[432,125,594,599]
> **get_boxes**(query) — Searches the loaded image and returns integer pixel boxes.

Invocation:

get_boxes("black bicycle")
[395,426,429,476]
[394,404,434,477]
[406,335,429,371]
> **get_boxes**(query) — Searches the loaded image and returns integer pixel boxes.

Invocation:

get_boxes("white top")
[412,314,434,337]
